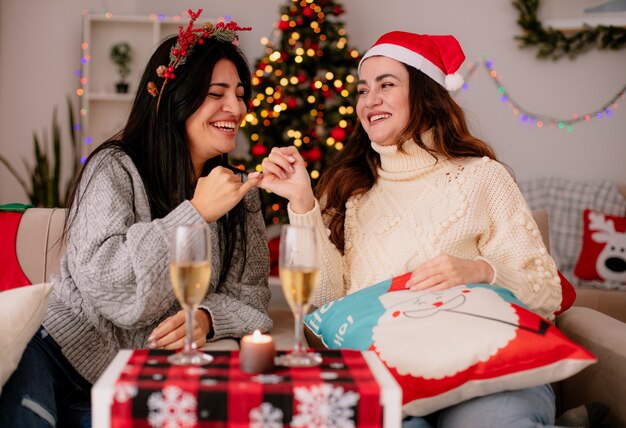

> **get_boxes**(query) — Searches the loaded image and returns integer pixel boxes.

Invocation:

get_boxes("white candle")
[240,330,276,373]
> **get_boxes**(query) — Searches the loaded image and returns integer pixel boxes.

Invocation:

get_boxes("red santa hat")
[359,31,466,91]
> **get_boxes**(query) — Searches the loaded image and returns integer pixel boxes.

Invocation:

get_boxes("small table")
[92,349,401,427]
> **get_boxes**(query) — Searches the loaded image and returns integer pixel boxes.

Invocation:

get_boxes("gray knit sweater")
[43,149,272,384]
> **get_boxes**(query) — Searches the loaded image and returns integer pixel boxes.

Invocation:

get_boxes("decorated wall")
[1,0,625,205]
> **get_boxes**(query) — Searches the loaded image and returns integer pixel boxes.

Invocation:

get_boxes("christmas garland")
[454,59,626,130]
[513,0,626,59]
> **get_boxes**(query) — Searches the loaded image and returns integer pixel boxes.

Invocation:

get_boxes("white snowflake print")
[147,385,197,428]
[251,374,283,384]
[114,382,137,403]
[319,372,338,380]
[249,402,284,428]
[185,367,208,376]
[291,384,359,428]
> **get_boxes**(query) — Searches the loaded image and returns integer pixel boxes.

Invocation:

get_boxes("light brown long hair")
[316,64,498,253]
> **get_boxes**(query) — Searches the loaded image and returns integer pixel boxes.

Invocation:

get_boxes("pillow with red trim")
[555,271,575,315]
[0,210,32,291]
[574,209,626,289]
[304,273,595,416]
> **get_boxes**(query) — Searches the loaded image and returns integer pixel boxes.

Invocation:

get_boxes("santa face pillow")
[304,274,595,416]
[574,209,626,289]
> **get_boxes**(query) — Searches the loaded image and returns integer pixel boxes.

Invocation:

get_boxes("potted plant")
[0,97,81,207]
[110,42,133,93]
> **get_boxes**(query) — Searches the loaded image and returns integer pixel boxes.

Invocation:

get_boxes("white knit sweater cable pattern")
[289,135,562,320]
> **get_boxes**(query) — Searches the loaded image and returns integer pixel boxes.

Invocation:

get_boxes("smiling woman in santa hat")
[258,31,562,426]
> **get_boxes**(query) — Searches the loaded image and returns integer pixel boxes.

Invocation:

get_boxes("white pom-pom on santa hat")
[360,31,466,92]
[445,72,464,91]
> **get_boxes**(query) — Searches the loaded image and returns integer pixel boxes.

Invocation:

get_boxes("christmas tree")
[234,0,360,224]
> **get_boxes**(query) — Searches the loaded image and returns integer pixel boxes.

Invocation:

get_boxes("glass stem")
[293,305,305,355]
[184,307,196,353]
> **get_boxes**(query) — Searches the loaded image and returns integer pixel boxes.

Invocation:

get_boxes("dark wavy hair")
[65,35,254,289]
[316,64,498,253]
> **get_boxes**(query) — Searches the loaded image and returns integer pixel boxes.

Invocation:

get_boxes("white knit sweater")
[289,135,562,320]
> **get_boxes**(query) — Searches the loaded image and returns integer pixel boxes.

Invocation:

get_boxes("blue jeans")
[0,327,92,427]
[403,384,557,428]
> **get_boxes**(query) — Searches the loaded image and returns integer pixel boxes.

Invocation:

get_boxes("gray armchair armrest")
[556,306,626,427]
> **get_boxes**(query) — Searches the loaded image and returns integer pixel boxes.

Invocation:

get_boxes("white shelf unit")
[81,14,183,154]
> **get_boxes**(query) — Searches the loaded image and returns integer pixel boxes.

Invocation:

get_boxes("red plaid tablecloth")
[109,350,382,427]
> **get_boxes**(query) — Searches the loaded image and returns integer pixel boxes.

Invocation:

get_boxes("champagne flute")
[168,224,214,366]
[275,224,322,367]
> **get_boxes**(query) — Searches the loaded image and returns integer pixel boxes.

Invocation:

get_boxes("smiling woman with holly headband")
[0,9,272,426]
[259,31,563,427]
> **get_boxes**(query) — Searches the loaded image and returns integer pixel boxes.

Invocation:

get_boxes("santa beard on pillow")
[372,286,518,379]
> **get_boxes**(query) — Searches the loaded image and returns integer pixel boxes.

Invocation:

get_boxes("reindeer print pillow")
[304,273,596,416]
[574,209,626,290]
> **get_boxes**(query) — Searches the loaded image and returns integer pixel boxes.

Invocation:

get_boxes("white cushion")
[0,283,52,393]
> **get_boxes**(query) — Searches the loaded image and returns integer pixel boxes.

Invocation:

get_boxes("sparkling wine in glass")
[275,224,322,367]
[168,224,214,366]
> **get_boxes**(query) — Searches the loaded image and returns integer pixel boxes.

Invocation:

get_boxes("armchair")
[9,207,626,426]
[533,209,626,426]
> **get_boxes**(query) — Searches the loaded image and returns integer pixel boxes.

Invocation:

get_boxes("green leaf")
[0,97,80,207]
[513,0,626,59]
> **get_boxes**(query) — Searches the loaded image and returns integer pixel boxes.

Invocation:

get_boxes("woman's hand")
[257,146,315,213]
[191,166,261,222]
[406,254,494,292]
[148,309,212,350]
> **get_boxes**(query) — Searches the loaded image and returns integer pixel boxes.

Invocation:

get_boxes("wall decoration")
[513,0,626,59]
[454,59,625,130]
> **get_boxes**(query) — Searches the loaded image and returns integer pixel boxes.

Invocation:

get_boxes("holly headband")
[147,9,252,110]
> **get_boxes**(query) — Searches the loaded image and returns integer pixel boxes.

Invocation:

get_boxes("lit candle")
[240,330,276,373]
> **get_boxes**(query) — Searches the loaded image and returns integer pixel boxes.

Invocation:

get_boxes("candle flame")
[246,329,272,344]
